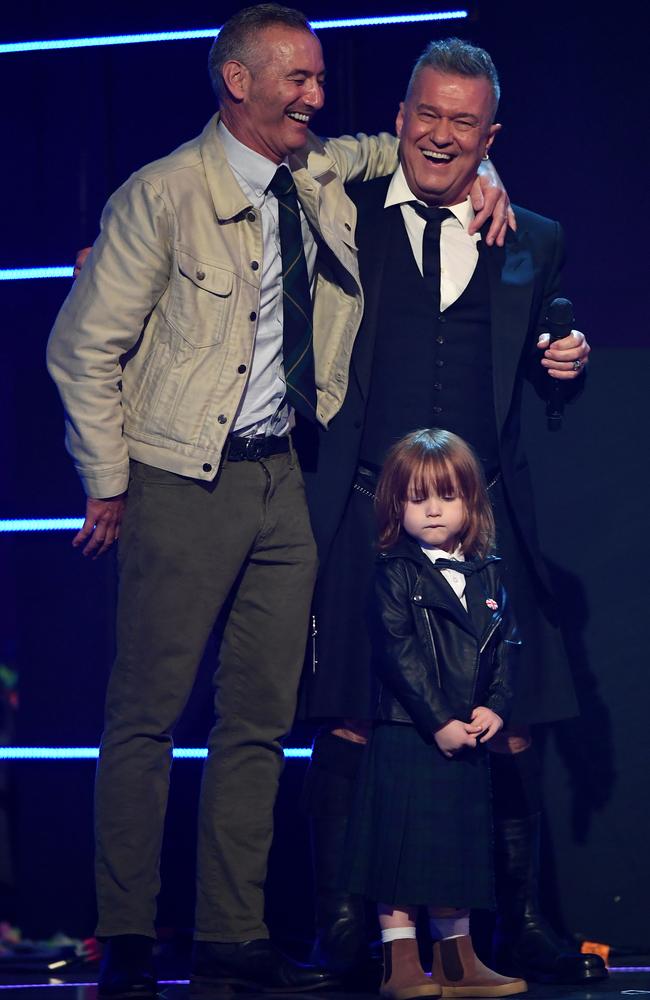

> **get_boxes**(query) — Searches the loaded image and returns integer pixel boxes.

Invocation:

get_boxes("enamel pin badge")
[485,598,498,610]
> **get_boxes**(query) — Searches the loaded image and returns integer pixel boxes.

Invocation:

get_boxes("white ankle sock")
[381,926,417,943]
[429,915,469,941]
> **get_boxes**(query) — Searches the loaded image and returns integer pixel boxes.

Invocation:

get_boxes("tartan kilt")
[343,722,495,909]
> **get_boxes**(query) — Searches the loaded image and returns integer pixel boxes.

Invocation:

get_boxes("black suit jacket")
[304,176,571,595]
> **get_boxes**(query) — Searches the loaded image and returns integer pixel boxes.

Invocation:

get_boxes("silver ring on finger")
[572,359,582,370]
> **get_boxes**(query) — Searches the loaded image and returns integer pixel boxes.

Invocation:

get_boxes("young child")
[345,429,527,999]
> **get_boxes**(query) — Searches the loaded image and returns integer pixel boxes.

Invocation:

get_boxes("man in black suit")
[301,38,603,986]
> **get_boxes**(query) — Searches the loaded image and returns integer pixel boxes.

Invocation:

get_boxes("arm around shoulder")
[323,132,398,183]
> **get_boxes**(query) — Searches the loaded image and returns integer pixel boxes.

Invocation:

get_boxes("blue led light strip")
[0,11,468,55]
[0,982,191,991]
[0,746,312,760]
[0,266,73,280]
[0,518,83,532]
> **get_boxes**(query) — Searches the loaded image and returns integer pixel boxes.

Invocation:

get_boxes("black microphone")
[544,297,574,431]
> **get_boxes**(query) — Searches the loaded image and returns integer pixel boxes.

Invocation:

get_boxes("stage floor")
[0,967,649,1000]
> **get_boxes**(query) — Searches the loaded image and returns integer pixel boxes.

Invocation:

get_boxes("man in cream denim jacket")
[48,118,395,502]
[47,7,402,996]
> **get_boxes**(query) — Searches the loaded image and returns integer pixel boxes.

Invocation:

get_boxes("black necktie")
[411,203,452,308]
[267,166,317,422]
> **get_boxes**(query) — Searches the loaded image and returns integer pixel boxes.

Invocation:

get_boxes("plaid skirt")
[344,723,495,910]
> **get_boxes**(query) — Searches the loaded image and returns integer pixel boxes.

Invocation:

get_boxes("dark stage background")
[0,0,648,954]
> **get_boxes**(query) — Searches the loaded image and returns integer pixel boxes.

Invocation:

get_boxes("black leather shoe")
[98,935,157,999]
[190,939,338,993]
[497,919,608,984]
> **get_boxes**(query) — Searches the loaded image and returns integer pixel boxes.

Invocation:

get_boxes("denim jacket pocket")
[166,249,235,347]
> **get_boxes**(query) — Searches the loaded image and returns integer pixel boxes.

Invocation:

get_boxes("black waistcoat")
[360,207,500,476]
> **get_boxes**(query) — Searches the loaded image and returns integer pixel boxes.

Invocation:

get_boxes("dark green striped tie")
[268,165,317,422]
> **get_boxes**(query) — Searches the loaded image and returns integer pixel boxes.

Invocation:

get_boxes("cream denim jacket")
[47,114,398,498]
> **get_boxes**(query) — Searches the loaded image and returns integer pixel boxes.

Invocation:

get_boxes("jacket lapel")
[415,562,478,637]
[349,180,396,401]
[482,224,536,436]
[464,572,498,642]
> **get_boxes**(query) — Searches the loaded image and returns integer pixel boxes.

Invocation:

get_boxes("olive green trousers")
[94,453,317,941]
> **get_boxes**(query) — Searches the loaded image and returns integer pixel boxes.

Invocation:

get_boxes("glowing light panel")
[0,11,468,55]
[0,267,73,280]
[0,746,311,760]
[0,519,84,532]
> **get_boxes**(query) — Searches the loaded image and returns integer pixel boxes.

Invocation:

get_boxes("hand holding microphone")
[537,297,590,430]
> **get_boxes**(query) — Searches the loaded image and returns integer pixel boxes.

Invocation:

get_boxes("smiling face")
[402,481,467,552]
[221,25,325,164]
[396,67,500,206]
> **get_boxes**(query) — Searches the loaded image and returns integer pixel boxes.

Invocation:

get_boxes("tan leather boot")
[381,939,442,1000]
[432,936,527,997]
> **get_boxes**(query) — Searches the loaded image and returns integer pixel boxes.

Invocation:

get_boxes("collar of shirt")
[384,165,480,311]
[217,120,287,205]
[420,543,467,607]
[423,544,465,564]
[385,164,480,240]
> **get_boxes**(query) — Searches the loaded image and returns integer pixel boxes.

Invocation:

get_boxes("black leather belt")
[225,435,290,462]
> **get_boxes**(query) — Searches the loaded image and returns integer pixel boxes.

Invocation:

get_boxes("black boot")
[98,934,157,999]
[303,732,379,986]
[493,813,607,983]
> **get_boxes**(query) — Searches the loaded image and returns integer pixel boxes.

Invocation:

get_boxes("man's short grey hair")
[407,37,500,118]
[208,3,313,104]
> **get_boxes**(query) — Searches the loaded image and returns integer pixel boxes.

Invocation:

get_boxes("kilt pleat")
[344,723,495,910]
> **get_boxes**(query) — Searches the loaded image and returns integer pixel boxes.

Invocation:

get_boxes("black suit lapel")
[482,226,536,436]
[346,178,397,401]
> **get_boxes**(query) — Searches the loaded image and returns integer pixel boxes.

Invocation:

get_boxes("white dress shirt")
[420,543,468,610]
[385,165,481,311]
[218,121,318,437]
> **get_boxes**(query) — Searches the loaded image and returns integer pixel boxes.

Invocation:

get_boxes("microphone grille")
[546,296,574,326]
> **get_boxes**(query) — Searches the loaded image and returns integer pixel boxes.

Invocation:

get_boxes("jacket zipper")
[421,608,442,687]
[470,616,502,708]
[480,616,501,656]
[311,614,318,674]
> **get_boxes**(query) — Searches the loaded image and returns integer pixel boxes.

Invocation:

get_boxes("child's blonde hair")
[375,428,495,557]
